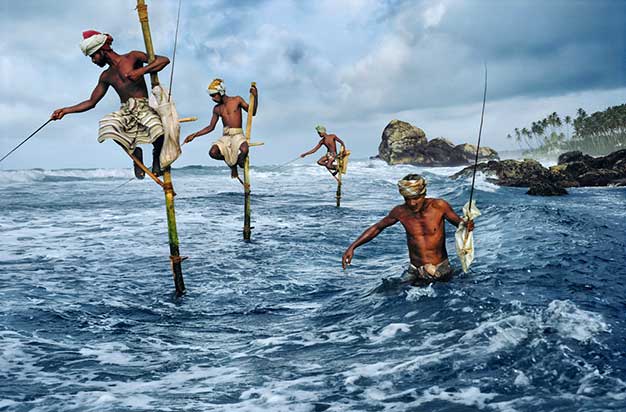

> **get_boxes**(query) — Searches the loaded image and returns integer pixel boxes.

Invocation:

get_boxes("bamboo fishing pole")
[243,82,257,241]
[136,0,185,296]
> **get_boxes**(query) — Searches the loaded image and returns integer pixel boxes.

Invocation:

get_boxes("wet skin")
[183,86,259,179]
[342,196,475,269]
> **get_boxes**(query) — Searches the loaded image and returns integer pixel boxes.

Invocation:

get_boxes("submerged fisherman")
[342,174,475,286]
[51,31,170,178]
[183,79,259,179]
[300,125,346,175]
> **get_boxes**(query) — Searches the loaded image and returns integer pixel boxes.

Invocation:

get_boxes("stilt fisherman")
[51,30,170,179]
[183,79,259,180]
[300,125,347,176]
[342,174,475,286]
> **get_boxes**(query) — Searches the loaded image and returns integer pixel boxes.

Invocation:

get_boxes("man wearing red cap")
[51,31,170,178]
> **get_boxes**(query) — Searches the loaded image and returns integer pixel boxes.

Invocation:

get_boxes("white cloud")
[0,0,624,169]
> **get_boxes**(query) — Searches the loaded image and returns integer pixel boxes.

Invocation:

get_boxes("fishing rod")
[468,64,488,207]
[167,0,183,102]
[0,119,53,164]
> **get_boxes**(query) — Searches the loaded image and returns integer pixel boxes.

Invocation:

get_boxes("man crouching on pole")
[51,31,170,179]
[342,174,474,286]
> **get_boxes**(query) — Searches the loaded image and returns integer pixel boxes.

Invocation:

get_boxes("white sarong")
[213,127,246,167]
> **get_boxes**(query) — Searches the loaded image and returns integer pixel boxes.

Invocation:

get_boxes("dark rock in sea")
[557,151,594,165]
[451,149,626,194]
[527,182,568,196]
[377,120,499,166]
[451,158,552,187]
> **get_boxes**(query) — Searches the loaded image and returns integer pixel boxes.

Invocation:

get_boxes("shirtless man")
[342,174,475,286]
[51,30,170,178]
[300,125,346,175]
[183,78,259,179]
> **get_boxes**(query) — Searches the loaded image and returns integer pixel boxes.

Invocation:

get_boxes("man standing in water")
[183,78,259,180]
[300,125,347,176]
[51,31,170,179]
[342,174,474,285]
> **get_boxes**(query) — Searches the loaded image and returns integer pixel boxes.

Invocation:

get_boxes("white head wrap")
[398,175,427,198]
[80,33,109,56]
[208,78,226,96]
[315,125,326,134]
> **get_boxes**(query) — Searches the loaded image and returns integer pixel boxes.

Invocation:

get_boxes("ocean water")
[1,159,625,412]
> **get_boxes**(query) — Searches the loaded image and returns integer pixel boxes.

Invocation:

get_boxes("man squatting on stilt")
[300,125,346,176]
[51,31,170,179]
[342,174,475,286]
[183,79,259,180]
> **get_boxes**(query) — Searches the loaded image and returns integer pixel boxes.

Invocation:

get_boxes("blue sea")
[1,159,625,411]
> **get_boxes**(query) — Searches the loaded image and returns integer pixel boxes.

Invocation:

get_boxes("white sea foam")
[406,284,436,301]
[79,342,134,365]
[544,300,610,342]
[369,323,411,343]
[0,168,131,183]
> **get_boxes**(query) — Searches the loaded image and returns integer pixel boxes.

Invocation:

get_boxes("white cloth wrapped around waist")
[213,127,246,167]
[98,97,164,151]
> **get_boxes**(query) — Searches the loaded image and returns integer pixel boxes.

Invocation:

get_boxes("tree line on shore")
[506,103,626,157]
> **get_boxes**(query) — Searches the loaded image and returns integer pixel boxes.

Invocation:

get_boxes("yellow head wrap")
[208,78,226,96]
[398,175,427,198]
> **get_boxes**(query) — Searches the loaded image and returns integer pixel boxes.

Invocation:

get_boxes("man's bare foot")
[132,147,145,180]
[151,157,162,177]
[151,136,164,177]
[230,166,239,179]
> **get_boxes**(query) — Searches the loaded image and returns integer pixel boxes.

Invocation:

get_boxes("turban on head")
[398,174,427,198]
[208,78,226,96]
[315,125,326,134]
[79,30,111,56]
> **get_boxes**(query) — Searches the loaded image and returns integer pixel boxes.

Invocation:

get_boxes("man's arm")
[51,75,109,120]
[342,211,400,269]
[125,51,170,81]
[300,141,323,157]
[183,109,219,144]
[334,135,346,151]
[239,84,259,116]
[440,200,474,231]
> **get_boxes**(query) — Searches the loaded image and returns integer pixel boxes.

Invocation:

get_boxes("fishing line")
[468,64,487,207]
[167,0,183,102]
[0,119,53,164]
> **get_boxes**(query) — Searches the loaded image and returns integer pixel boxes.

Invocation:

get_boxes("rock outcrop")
[451,149,626,196]
[377,120,499,166]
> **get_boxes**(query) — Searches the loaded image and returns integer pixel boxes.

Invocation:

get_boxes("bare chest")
[398,210,445,238]
[218,100,242,118]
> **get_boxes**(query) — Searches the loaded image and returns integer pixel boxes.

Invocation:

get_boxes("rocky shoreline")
[451,150,626,195]
[376,120,499,166]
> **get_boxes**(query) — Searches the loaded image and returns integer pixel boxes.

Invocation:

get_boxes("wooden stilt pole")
[334,149,350,207]
[336,174,342,207]
[243,82,257,241]
[136,0,185,296]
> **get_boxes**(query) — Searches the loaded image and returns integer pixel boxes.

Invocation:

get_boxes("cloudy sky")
[1,0,624,169]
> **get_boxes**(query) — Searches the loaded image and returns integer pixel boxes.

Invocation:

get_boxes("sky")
[1,0,625,169]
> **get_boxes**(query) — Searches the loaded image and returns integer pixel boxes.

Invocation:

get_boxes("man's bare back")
[319,134,340,154]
